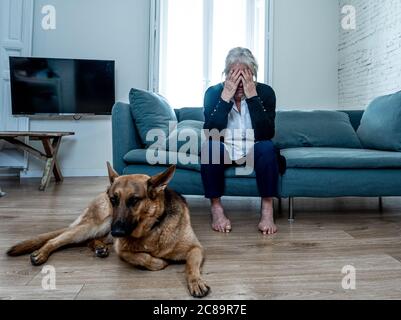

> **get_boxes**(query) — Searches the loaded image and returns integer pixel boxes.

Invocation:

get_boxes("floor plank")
[1,177,401,299]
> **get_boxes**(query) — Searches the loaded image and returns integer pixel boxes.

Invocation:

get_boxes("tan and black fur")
[7,163,210,298]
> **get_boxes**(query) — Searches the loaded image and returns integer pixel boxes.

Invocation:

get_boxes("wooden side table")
[0,131,75,191]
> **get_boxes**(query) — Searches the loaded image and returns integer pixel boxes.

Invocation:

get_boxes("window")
[150,0,270,108]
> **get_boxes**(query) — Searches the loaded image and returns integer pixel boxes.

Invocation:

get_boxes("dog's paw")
[95,246,109,258]
[188,278,210,298]
[147,258,169,271]
[30,250,48,266]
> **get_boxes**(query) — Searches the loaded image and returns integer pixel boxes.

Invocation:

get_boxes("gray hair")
[223,47,259,79]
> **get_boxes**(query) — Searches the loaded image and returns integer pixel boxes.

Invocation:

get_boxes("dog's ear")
[148,165,176,198]
[107,161,119,184]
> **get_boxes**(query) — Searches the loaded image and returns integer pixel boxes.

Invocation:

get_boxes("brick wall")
[339,0,401,109]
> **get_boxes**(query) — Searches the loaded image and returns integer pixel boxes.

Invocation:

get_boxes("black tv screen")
[9,57,115,115]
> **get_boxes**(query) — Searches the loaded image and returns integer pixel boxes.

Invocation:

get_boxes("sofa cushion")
[124,149,200,172]
[357,91,401,151]
[167,120,205,155]
[281,147,401,169]
[123,149,257,177]
[129,88,177,147]
[273,111,362,149]
[175,107,205,122]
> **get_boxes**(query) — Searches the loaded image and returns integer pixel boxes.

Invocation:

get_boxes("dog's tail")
[6,228,68,256]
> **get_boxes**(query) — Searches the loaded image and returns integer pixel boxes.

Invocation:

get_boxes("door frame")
[0,0,34,170]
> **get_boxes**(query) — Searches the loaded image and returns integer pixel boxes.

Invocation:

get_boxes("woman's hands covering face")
[221,69,242,102]
[241,68,257,99]
[221,68,257,103]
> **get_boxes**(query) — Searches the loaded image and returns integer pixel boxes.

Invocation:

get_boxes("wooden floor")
[1,177,401,300]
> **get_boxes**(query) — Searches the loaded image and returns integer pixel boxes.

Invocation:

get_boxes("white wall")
[272,0,339,109]
[23,0,150,177]
[21,0,340,177]
[339,0,401,109]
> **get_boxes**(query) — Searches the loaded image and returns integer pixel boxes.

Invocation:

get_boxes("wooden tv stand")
[0,131,74,191]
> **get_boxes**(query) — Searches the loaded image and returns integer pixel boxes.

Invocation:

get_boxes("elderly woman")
[201,47,285,235]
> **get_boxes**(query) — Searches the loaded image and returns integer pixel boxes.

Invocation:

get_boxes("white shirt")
[224,99,254,161]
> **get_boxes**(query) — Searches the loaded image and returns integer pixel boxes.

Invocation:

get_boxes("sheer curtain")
[152,0,268,108]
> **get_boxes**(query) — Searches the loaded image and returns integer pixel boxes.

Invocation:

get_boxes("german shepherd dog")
[7,163,210,298]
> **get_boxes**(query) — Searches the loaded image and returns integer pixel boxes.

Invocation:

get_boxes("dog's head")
[106,162,176,239]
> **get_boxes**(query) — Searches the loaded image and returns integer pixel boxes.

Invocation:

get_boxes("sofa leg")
[288,197,295,223]
[379,197,383,213]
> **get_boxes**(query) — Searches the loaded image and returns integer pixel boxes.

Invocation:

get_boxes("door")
[0,0,33,169]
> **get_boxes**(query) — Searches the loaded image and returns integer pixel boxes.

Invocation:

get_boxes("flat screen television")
[9,57,115,115]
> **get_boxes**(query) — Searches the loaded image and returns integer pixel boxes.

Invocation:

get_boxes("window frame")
[148,0,274,96]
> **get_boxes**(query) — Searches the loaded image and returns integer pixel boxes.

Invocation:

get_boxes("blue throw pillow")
[129,88,177,147]
[357,91,401,151]
[167,120,205,155]
[273,111,362,149]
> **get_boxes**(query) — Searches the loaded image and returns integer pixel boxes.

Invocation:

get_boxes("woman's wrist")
[246,90,258,99]
[221,91,231,103]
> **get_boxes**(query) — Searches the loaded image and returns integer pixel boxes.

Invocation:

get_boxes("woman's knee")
[254,140,275,153]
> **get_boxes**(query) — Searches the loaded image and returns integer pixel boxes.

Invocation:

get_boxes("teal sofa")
[112,103,401,222]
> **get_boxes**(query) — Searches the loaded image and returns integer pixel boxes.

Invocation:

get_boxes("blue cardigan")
[204,82,276,140]
[203,82,286,174]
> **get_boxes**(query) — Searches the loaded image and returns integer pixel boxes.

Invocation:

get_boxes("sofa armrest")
[112,102,143,174]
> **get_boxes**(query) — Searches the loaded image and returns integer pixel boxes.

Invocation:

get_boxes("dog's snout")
[111,220,129,238]
[111,228,127,238]
[111,220,138,238]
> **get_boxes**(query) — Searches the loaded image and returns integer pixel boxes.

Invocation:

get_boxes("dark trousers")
[200,140,279,199]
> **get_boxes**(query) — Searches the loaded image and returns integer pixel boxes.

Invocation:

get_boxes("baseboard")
[0,168,21,177]
[20,169,107,178]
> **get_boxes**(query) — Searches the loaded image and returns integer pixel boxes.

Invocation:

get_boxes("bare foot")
[211,204,232,233]
[259,198,277,235]
[258,213,277,235]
